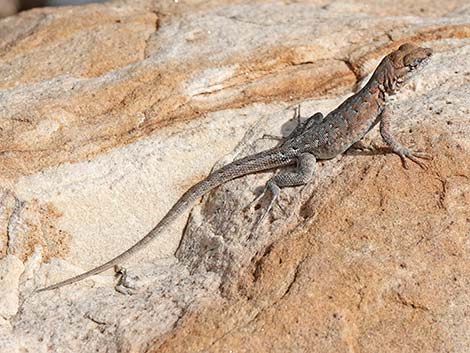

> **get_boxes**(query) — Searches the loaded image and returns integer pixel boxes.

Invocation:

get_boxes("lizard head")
[390,43,433,73]
[380,43,432,93]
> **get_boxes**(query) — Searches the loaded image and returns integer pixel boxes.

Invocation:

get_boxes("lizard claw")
[395,147,432,170]
[244,187,267,211]
[250,181,280,230]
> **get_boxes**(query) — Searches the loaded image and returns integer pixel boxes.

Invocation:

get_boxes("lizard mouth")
[406,53,432,72]
[393,55,431,90]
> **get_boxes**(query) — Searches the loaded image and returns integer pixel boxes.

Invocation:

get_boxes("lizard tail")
[37,148,295,292]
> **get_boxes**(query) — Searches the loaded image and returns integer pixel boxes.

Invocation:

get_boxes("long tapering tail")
[37,148,295,291]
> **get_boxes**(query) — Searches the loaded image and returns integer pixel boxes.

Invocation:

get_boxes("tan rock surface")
[0,255,23,318]
[0,0,468,352]
[0,0,18,18]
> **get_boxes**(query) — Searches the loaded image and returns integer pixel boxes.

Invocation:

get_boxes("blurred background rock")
[0,0,107,18]
[0,0,19,17]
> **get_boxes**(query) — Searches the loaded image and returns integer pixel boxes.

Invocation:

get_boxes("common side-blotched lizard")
[38,43,433,291]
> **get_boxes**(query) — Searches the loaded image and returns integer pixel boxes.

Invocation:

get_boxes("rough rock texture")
[0,0,469,352]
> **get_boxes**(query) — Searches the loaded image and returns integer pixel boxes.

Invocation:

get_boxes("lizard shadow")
[255,107,318,147]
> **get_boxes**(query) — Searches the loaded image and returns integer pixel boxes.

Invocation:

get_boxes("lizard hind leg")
[252,152,317,228]
[252,180,281,228]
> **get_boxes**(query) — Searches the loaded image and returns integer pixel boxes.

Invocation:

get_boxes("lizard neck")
[362,78,386,109]
[305,57,401,160]
[365,56,402,97]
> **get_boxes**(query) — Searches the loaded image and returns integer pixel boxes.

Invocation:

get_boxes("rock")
[0,0,469,352]
[0,255,24,318]
[0,318,20,353]
[167,44,470,353]
[0,0,18,18]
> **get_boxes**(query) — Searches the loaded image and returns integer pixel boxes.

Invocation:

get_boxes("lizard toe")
[398,148,431,170]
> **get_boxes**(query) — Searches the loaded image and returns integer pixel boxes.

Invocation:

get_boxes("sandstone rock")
[0,255,24,318]
[0,318,20,353]
[0,0,18,18]
[0,0,469,352]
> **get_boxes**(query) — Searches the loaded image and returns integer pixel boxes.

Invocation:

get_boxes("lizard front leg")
[286,105,324,140]
[380,109,432,169]
[254,152,316,226]
[261,106,324,142]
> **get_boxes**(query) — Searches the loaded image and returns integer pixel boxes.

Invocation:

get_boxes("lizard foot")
[244,187,266,211]
[392,147,432,169]
[114,265,139,295]
[248,181,281,230]
[259,133,284,142]
[256,181,280,226]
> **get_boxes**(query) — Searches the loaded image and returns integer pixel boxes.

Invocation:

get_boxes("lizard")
[37,43,433,292]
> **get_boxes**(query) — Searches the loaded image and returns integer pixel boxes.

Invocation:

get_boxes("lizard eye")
[403,49,432,70]
[404,55,426,71]
[411,58,423,67]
